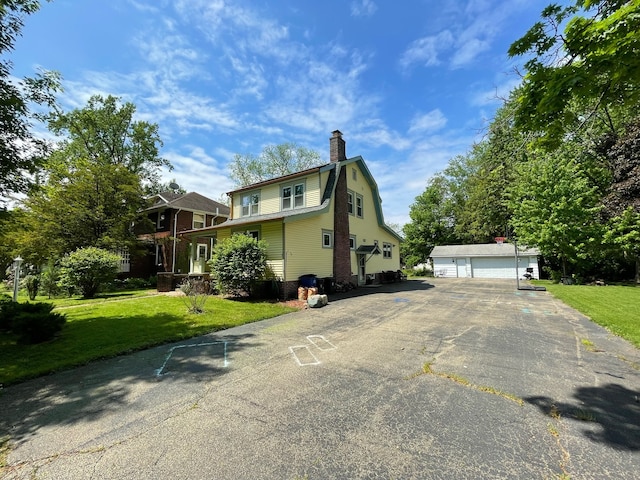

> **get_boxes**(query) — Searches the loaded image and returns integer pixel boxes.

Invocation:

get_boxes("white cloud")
[399,31,454,71]
[351,0,377,17]
[408,110,448,134]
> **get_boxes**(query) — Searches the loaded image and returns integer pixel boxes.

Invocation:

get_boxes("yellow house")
[181,130,402,298]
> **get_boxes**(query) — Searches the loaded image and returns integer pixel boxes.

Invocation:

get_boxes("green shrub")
[23,274,40,300]
[40,260,61,298]
[11,302,66,344]
[59,247,121,298]
[208,234,268,297]
[0,294,15,331]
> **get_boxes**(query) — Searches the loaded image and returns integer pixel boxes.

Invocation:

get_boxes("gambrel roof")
[181,156,402,243]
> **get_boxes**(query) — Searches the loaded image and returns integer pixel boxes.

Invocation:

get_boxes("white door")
[192,244,208,274]
[456,258,467,278]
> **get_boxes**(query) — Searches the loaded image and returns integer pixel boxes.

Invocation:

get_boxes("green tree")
[18,96,168,263]
[47,95,170,185]
[509,148,606,277]
[402,174,460,267]
[0,0,61,201]
[58,247,120,298]
[229,143,322,187]
[508,0,640,147]
[208,234,267,297]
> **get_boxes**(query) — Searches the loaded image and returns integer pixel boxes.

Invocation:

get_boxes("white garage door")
[471,257,516,279]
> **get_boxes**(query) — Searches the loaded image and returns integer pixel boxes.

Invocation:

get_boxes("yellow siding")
[266,260,284,279]
[230,171,325,220]
[346,162,400,274]
[261,221,284,259]
[259,184,280,214]
[284,210,335,280]
[306,171,321,206]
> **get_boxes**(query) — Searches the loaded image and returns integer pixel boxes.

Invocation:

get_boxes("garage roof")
[430,243,540,258]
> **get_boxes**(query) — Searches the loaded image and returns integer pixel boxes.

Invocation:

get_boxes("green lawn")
[0,293,296,386]
[535,281,640,348]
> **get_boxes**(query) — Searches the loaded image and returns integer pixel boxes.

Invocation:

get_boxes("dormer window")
[282,182,305,210]
[241,193,260,217]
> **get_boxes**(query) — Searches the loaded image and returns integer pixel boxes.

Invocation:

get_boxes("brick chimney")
[330,130,346,163]
[331,130,351,285]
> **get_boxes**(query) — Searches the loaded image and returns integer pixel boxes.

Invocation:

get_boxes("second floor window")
[347,191,354,215]
[242,193,260,216]
[193,213,205,229]
[383,242,392,259]
[282,183,305,210]
[356,194,363,218]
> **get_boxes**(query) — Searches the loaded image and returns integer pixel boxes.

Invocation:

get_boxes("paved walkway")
[1,278,639,479]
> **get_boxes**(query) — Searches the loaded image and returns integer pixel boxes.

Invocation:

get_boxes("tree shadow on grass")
[0,326,262,447]
[525,383,640,450]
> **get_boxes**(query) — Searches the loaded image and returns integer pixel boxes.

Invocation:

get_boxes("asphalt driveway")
[1,278,639,479]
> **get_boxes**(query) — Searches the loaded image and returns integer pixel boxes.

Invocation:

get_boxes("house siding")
[284,213,335,280]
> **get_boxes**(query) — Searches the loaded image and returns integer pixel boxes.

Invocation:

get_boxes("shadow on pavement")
[525,383,640,450]
[327,279,435,303]
[0,333,260,446]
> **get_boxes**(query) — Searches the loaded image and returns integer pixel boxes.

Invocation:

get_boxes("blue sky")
[12,0,554,228]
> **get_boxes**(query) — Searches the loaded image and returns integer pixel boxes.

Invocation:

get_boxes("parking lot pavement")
[1,278,639,479]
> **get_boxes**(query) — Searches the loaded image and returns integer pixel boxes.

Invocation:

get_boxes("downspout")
[172,208,182,273]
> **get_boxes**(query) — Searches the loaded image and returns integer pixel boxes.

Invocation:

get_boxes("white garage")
[430,243,540,280]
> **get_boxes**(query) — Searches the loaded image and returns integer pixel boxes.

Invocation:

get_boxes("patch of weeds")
[580,338,596,352]
[617,355,640,371]
[547,423,559,437]
[573,409,597,422]
[441,372,471,386]
[419,345,427,355]
[477,386,524,406]
[580,338,604,353]
[549,404,561,419]
[407,360,523,406]
[0,435,10,469]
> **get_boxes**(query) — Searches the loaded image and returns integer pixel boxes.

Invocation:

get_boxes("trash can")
[298,274,317,288]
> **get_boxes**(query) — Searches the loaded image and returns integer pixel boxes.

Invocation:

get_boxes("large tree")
[19,96,168,263]
[0,0,60,201]
[402,174,461,267]
[229,143,322,187]
[508,146,607,277]
[508,0,640,147]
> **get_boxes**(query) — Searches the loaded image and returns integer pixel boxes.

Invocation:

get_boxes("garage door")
[471,257,516,279]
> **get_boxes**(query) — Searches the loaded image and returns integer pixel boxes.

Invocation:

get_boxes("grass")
[533,281,640,348]
[0,292,296,386]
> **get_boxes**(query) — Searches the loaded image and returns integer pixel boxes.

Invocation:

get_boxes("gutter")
[171,208,182,273]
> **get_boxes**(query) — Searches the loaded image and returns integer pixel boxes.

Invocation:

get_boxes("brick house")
[180,131,402,298]
[131,191,229,278]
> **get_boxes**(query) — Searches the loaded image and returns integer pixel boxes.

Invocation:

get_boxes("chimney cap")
[332,130,343,137]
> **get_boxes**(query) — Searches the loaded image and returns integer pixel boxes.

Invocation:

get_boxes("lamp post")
[12,256,23,302]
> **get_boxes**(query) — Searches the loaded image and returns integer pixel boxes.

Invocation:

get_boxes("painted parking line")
[306,335,336,351]
[155,341,228,377]
[289,345,320,366]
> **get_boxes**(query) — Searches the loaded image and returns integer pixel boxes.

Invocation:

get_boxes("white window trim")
[347,190,354,216]
[281,181,305,211]
[355,194,363,218]
[349,235,356,250]
[193,212,206,229]
[322,230,333,248]
[383,242,392,259]
[241,192,260,217]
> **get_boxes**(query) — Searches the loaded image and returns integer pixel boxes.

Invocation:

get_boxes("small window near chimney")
[352,168,357,181]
